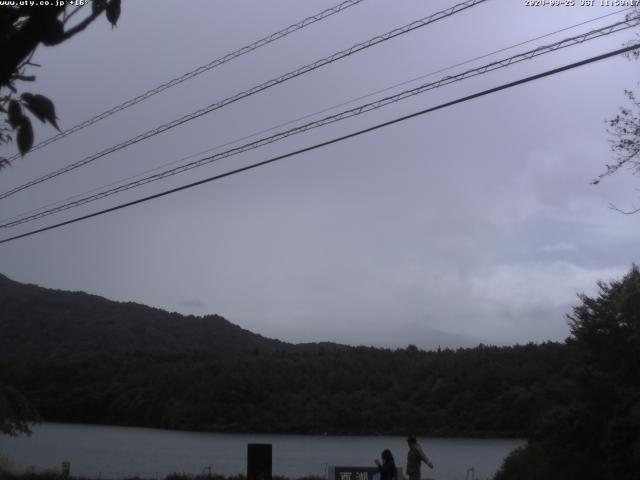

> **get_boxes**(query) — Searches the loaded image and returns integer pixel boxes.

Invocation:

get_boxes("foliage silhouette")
[495,265,640,480]
[0,1,121,167]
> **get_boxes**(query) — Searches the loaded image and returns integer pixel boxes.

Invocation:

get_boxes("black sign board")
[247,443,272,480]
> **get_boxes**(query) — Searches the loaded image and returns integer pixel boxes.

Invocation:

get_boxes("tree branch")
[56,4,107,44]
[608,201,640,215]
[62,4,85,25]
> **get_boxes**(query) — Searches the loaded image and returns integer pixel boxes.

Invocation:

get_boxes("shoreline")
[1,423,523,480]
[19,421,527,441]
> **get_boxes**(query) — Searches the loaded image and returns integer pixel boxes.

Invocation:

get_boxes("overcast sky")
[1,0,639,349]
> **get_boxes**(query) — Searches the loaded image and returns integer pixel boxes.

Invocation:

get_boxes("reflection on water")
[0,423,523,480]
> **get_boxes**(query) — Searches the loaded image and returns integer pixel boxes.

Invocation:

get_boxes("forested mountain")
[0,272,570,439]
[3,268,638,477]
[0,273,295,358]
[2,272,566,439]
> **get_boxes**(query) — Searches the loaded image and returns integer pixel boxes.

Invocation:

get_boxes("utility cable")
[1,43,637,245]
[0,0,488,201]
[2,6,630,225]
[7,6,635,221]
[2,15,637,229]
[5,0,367,161]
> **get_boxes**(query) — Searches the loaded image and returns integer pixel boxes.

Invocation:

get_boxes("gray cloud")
[178,299,207,310]
[1,0,638,348]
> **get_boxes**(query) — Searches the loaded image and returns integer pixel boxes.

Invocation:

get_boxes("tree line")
[1,341,567,438]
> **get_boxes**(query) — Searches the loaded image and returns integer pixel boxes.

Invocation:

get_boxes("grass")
[0,472,325,480]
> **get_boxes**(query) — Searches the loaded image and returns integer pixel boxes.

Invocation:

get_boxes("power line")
[4,6,629,226]
[4,15,636,227]
[6,6,634,223]
[5,0,367,161]
[0,0,488,201]
[3,15,637,229]
[1,43,637,246]
[6,5,632,227]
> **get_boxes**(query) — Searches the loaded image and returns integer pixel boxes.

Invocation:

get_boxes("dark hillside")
[0,273,290,359]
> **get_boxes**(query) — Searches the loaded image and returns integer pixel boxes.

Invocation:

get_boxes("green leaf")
[106,0,121,27]
[17,118,34,157]
[8,100,23,129]
[92,0,107,15]
[41,18,64,46]
[21,93,59,130]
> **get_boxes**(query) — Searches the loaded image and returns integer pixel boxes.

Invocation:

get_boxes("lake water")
[0,423,523,480]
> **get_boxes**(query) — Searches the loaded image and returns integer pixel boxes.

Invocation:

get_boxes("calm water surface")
[0,423,523,480]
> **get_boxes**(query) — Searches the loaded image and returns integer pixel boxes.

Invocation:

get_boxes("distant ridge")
[0,273,297,359]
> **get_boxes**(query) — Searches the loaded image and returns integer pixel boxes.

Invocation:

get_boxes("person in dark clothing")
[374,448,397,480]
[406,436,433,480]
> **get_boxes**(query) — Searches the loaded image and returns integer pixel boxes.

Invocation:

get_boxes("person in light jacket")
[405,436,433,480]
